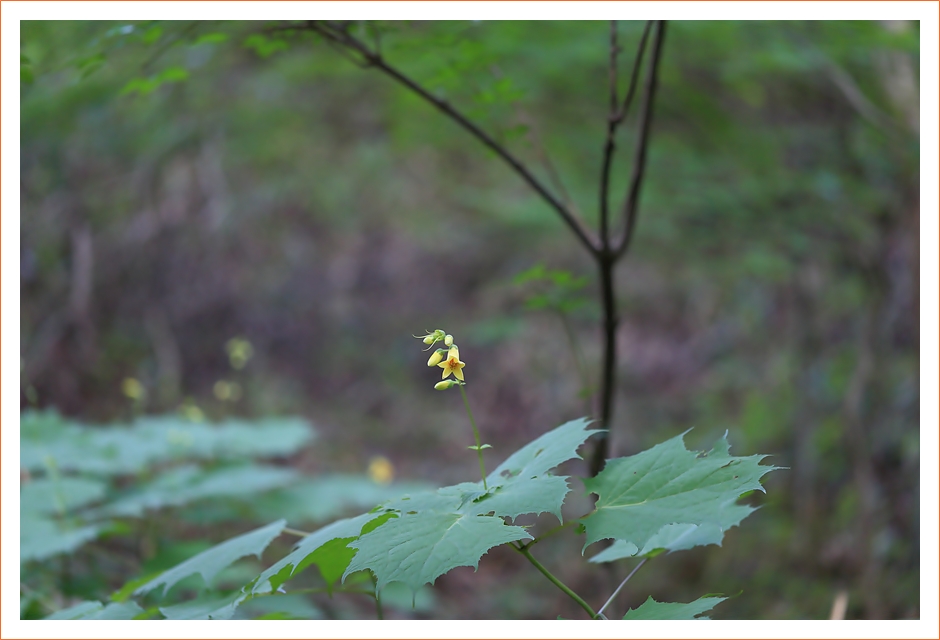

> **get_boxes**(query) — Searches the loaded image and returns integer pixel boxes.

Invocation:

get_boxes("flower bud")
[444,334,454,347]
[434,380,459,390]
[423,335,435,345]
[427,349,446,367]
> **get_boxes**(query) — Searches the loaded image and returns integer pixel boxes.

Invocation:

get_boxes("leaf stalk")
[513,543,599,619]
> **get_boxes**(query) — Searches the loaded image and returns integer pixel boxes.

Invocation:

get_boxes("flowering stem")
[459,383,488,490]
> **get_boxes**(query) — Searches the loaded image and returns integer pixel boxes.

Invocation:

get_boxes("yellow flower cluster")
[414,330,465,389]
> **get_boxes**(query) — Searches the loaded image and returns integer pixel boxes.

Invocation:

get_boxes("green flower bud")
[427,349,447,367]
[415,329,447,350]
[434,379,460,390]
[444,334,454,347]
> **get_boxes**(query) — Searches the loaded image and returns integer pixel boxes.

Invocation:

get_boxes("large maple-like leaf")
[581,431,780,551]
[344,510,530,592]
[343,419,601,592]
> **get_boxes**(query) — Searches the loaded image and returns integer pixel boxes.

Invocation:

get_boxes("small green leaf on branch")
[621,594,727,620]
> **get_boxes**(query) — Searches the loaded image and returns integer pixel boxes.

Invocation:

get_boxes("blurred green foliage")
[19,410,432,618]
[20,20,918,619]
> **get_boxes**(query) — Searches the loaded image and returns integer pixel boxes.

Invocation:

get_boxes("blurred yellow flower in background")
[368,456,394,484]
[121,377,145,401]
[226,337,254,370]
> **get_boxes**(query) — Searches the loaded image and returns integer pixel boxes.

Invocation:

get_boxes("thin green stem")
[459,383,488,490]
[597,557,647,617]
[513,543,598,619]
[282,527,312,538]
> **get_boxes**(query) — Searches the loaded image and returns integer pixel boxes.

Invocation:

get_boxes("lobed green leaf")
[582,431,780,552]
[20,411,315,476]
[96,464,298,518]
[345,510,529,592]
[135,520,286,597]
[21,477,107,515]
[20,515,103,563]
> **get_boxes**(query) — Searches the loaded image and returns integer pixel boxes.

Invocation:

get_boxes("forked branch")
[600,20,654,250]
[615,21,667,258]
[590,20,666,477]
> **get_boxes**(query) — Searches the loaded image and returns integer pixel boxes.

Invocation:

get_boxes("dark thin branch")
[590,21,665,478]
[615,21,653,124]
[599,21,653,252]
[303,20,599,256]
[615,21,666,258]
[590,255,618,477]
[599,21,619,249]
[608,21,620,114]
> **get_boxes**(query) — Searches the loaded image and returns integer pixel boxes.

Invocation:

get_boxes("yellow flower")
[368,456,394,484]
[121,377,145,400]
[226,337,254,370]
[437,347,465,381]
